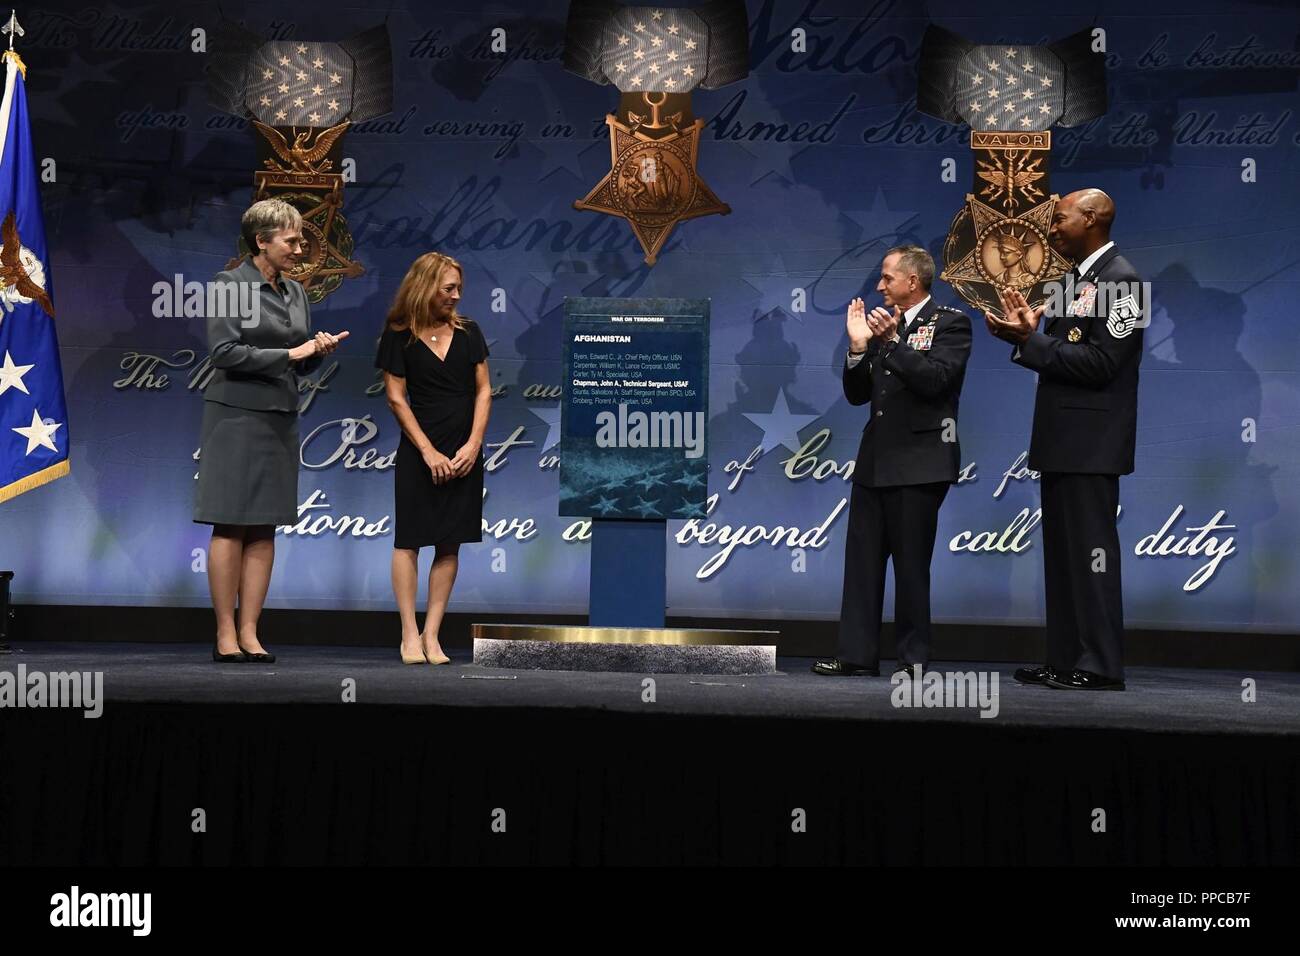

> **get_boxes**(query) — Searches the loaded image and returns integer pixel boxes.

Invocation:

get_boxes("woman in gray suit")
[194,199,348,662]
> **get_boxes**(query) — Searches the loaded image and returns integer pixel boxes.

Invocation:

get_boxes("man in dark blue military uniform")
[986,188,1144,691]
[815,246,972,678]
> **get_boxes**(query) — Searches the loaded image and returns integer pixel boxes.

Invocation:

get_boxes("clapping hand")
[867,304,901,343]
[846,297,872,352]
[984,288,1043,345]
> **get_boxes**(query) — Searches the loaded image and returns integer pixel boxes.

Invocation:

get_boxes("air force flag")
[0,50,66,503]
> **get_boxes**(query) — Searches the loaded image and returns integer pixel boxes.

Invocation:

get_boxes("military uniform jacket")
[844,298,972,488]
[1013,245,1143,475]
[203,257,322,412]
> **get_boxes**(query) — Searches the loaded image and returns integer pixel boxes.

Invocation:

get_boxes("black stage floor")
[3,642,1299,735]
[2,643,1297,866]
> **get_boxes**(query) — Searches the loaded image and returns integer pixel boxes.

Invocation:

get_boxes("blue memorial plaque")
[561,297,709,520]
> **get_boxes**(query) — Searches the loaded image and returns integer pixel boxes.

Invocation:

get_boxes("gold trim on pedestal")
[471,623,778,647]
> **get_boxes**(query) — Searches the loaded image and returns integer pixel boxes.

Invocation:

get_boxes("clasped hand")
[424,441,480,484]
[290,329,350,362]
[310,330,349,355]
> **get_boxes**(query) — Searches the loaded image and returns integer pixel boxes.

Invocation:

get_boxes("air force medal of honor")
[915,26,1109,318]
[206,23,394,301]
[563,1,750,265]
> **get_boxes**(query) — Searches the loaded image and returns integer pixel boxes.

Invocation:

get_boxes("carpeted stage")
[2,640,1297,867]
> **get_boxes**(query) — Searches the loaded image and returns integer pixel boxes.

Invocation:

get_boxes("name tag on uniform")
[1067,282,1097,317]
[906,324,935,351]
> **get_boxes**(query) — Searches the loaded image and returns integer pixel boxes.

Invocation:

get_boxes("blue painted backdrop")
[0,0,1296,633]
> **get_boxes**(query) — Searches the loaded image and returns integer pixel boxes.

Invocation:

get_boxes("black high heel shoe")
[212,645,247,663]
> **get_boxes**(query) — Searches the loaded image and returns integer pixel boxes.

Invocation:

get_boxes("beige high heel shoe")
[401,641,426,665]
[422,635,451,665]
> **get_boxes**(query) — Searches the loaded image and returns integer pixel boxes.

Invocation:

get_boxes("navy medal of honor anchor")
[916,26,1109,318]
[578,96,727,266]
[563,1,750,265]
[206,23,394,302]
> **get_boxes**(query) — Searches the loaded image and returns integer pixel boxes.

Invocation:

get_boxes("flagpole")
[0,571,11,653]
[1,11,24,76]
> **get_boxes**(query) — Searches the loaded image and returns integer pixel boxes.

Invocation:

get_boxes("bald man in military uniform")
[986,188,1144,691]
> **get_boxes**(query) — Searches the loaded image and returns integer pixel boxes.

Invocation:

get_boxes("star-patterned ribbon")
[954,46,1065,131]
[599,7,708,93]
[245,41,354,127]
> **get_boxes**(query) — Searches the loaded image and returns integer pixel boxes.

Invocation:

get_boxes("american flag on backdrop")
[0,48,67,504]
[954,46,1066,131]
[244,41,355,127]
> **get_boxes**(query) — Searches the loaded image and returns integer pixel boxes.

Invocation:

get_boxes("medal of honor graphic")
[248,118,359,301]
[915,26,1109,318]
[564,1,750,265]
[207,24,393,302]
[576,95,728,265]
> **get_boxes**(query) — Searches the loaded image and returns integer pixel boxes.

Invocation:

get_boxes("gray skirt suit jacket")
[193,257,322,526]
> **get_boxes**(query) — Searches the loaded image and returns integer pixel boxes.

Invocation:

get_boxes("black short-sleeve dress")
[375,318,489,550]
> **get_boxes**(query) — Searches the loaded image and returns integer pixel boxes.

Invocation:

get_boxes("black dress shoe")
[892,663,927,679]
[212,646,246,663]
[1013,665,1056,686]
[1044,669,1125,691]
[239,647,276,664]
[811,658,878,677]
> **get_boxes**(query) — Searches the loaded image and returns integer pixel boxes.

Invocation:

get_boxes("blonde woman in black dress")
[375,252,491,664]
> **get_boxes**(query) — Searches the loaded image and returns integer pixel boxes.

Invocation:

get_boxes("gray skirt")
[193,400,300,526]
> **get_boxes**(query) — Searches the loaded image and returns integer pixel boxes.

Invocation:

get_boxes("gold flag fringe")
[0,457,69,503]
